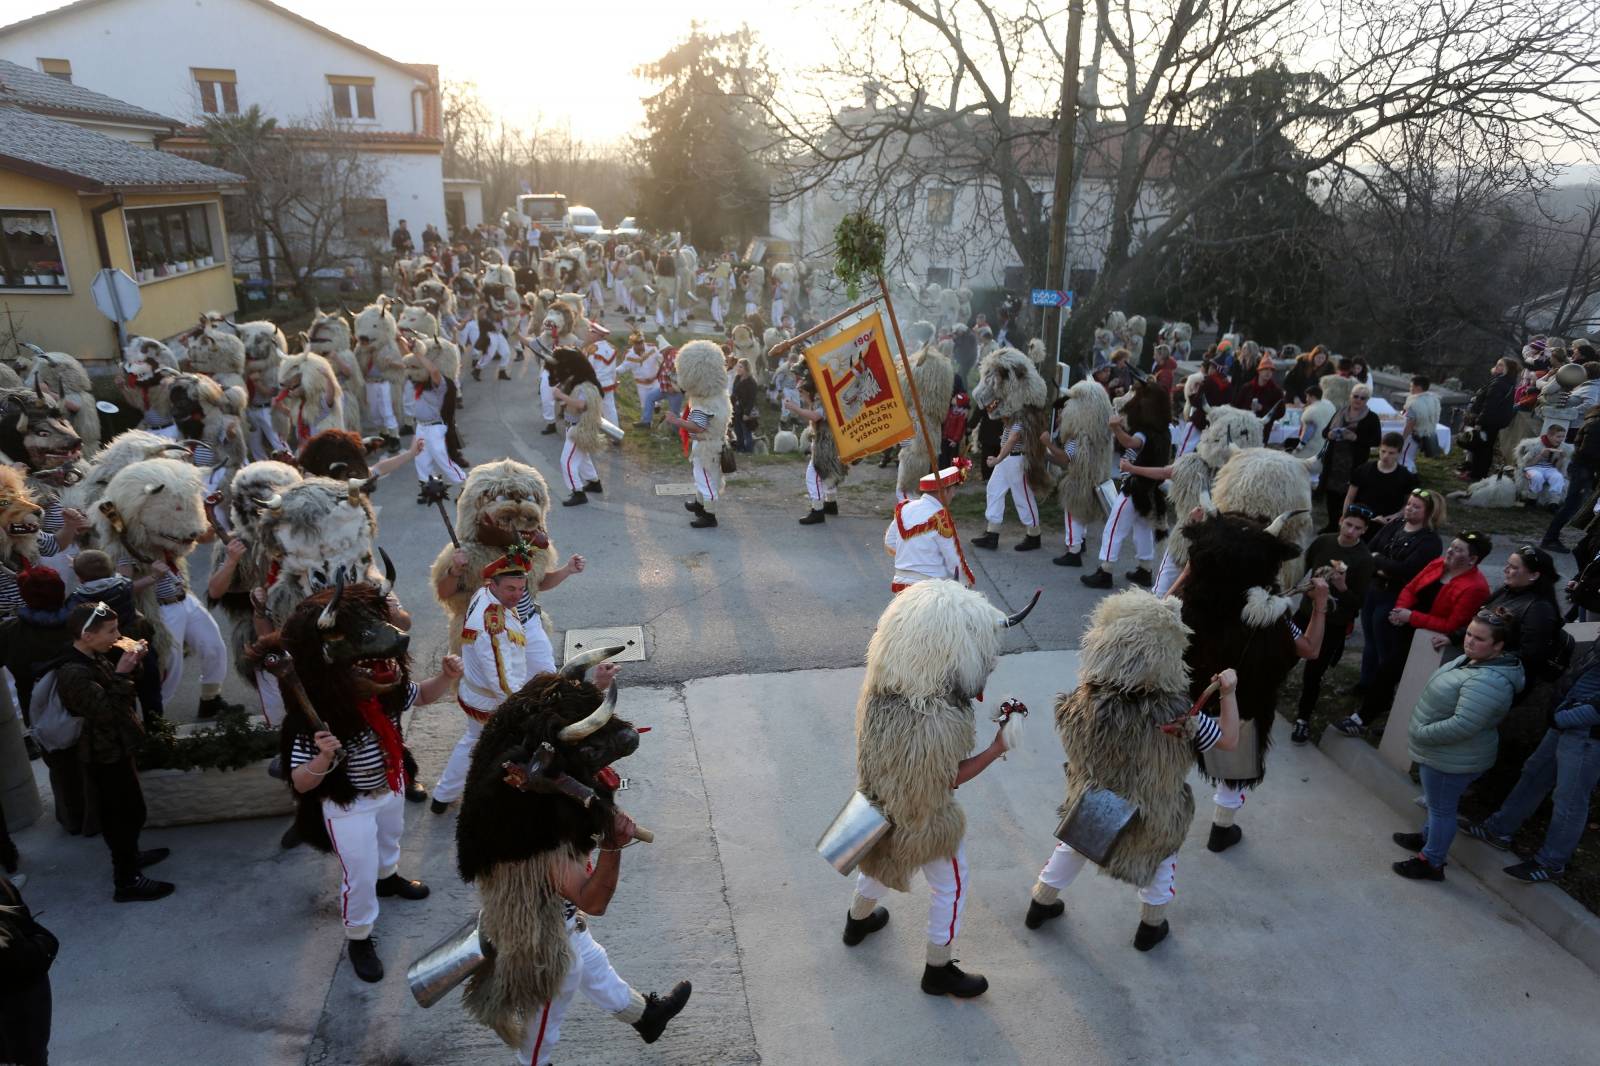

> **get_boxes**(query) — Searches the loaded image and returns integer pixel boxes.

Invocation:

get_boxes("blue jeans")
[1418,764,1481,867]
[640,388,684,424]
[1359,588,1398,690]
[1484,728,1600,871]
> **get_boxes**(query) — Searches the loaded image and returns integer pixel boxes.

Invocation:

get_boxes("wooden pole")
[766,292,882,363]
[876,272,940,476]
[1041,0,1085,393]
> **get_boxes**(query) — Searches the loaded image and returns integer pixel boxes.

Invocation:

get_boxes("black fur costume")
[297,429,380,480]
[1120,378,1172,522]
[1179,513,1301,787]
[549,345,601,394]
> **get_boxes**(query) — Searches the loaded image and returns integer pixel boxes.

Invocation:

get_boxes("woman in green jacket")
[1394,609,1525,880]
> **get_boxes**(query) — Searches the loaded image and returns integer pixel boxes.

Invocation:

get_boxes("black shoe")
[1080,569,1113,589]
[1014,534,1042,552]
[399,424,415,437]
[1392,832,1426,852]
[562,491,588,506]
[375,873,430,900]
[1504,859,1564,884]
[920,960,988,998]
[842,906,889,945]
[497,369,512,381]
[1393,856,1445,881]
[114,875,175,903]
[1024,899,1064,930]
[137,847,171,869]
[196,695,244,719]
[540,424,559,435]
[684,499,705,514]
[1290,719,1310,745]
[430,798,451,815]
[971,532,999,550]
[1133,920,1170,952]
[799,510,825,525]
[348,936,384,982]
[405,779,428,803]
[584,480,603,494]
[633,981,692,1044]
[382,433,401,454]
[279,824,302,849]
[1052,549,1083,567]
[1206,823,1242,853]
[0,838,17,874]
[514,351,525,363]
[823,501,839,515]
[472,367,483,381]
[690,513,718,528]
[1125,566,1154,588]
[1542,539,1570,554]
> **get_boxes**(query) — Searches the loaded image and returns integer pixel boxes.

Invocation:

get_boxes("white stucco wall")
[383,151,447,237]
[0,0,426,133]
[444,180,484,229]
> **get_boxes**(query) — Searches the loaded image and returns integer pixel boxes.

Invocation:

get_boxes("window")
[343,198,389,239]
[193,68,238,115]
[0,209,70,291]
[926,266,953,287]
[328,76,376,120]
[927,187,955,229]
[37,58,71,82]
[124,203,222,282]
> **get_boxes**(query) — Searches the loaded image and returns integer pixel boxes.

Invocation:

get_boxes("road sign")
[90,268,141,324]
[1031,288,1073,310]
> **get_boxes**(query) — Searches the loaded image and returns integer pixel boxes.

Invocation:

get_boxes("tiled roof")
[0,57,176,127]
[0,105,242,190]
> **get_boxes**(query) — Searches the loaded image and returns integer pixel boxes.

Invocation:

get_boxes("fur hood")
[64,429,193,516]
[971,346,1047,418]
[1196,405,1265,469]
[1319,373,1355,411]
[183,325,247,385]
[1078,589,1192,695]
[1211,447,1316,588]
[0,466,42,565]
[307,309,353,355]
[227,460,302,538]
[675,339,730,403]
[275,353,345,433]
[256,477,382,624]
[863,579,1002,707]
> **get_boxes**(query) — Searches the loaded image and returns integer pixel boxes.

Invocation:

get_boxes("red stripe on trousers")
[564,444,580,492]
[325,818,349,923]
[1065,512,1075,546]
[947,858,962,944]
[529,1000,551,1065]
[1102,497,1128,561]
[1020,476,1038,527]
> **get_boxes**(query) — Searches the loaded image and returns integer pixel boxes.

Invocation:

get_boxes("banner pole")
[876,272,940,476]
[767,293,882,363]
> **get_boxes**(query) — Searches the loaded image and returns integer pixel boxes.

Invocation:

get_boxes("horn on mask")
[557,681,620,742]
[999,588,1043,629]
[316,572,345,630]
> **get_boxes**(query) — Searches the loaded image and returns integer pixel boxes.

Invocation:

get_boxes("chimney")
[864,80,880,110]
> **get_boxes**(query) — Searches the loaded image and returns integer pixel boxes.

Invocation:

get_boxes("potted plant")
[39,260,64,286]
[154,259,169,278]
[136,710,292,828]
[195,244,214,268]
[21,267,38,286]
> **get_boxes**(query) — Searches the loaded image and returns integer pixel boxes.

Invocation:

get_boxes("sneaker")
[1207,823,1242,852]
[1079,568,1113,589]
[1393,856,1445,881]
[1052,549,1083,567]
[1024,899,1064,930]
[633,981,692,1044]
[1330,715,1366,738]
[921,960,988,998]
[971,532,999,550]
[1458,819,1512,850]
[1290,719,1311,745]
[114,875,175,902]
[1014,534,1042,552]
[1125,566,1154,588]
[1503,859,1564,884]
[798,510,826,525]
[1133,919,1170,952]
[137,847,171,868]
[1392,831,1426,851]
[375,873,429,900]
[842,906,889,945]
[347,936,384,983]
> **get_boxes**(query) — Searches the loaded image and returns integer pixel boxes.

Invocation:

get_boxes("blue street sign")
[1031,288,1074,309]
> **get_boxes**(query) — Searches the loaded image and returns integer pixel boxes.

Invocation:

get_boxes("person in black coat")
[1358,489,1445,690]
[1463,357,1520,480]
[0,877,56,1066]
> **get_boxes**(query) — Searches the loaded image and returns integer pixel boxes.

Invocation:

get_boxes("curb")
[1315,731,1600,978]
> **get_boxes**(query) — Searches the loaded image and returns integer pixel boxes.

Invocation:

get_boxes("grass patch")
[1414,452,1552,545]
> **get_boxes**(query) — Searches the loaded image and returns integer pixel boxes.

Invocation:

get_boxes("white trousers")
[1038,842,1179,906]
[246,406,286,459]
[771,297,784,324]
[540,369,557,423]
[257,672,286,727]
[600,390,618,426]
[1214,783,1246,811]
[365,381,398,432]
[322,788,404,939]
[710,295,724,325]
[1154,549,1182,597]
[149,422,181,441]
[473,333,513,370]
[1172,421,1199,459]
[806,460,836,505]
[431,714,482,804]
[1399,433,1421,473]
[1527,466,1566,501]
[855,841,969,947]
[692,457,720,510]
[1098,491,1154,564]
[515,923,639,1066]
[1061,508,1085,551]
[985,453,1040,531]
[401,383,417,423]
[157,594,228,703]
[414,423,466,484]
[561,435,599,492]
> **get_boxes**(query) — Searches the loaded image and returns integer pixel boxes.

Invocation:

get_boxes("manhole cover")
[654,482,698,496]
[564,626,647,663]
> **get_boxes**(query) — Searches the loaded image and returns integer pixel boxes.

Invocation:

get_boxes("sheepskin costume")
[971,346,1050,543]
[1452,468,1519,508]
[731,323,761,378]
[254,477,383,627]
[550,346,604,483]
[165,372,248,490]
[90,457,208,662]
[675,340,731,514]
[0,465,46,573]
[1161,406,1265,585]
[1050,379,1115,550]
[275,352,345,445]
[1318,372,1354,412]
[429,459,559,654]
[308,309,366,433]
[0,385,84,491]
[15,350,102,458]
[795,362,849,518]
[1211,446,1316,589]
[63,429,192,520]
[182,323,248,392]
[896,341,956,499]
[353,299,406,385]
[1121,315,1148,362]
[850,579,1008,982]
[1027,589,1198,946]
[119,336,181,425]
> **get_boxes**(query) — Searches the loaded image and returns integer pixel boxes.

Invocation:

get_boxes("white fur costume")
[675,341,731,514]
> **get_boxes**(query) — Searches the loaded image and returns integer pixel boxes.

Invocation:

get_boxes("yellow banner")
[803,311,914,464]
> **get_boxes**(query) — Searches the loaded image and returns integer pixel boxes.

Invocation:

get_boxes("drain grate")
[563,625,647,663]
[654,482,698,496]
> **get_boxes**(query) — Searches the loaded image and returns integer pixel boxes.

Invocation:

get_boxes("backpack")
[29,664,81,752]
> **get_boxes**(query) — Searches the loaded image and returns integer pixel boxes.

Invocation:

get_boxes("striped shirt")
[38,492,63,534]
[118,555,186,602]
[515,588,541,622]
[687,408,711,431]
[1121,431,1146,464]
[289,682,420,793]
[1,532,61,616]
[1062,440,1079,461]
[1192,714,1222,754]
[191,440,217,467]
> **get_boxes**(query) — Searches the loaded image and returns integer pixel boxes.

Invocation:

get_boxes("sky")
[5,0,835,143]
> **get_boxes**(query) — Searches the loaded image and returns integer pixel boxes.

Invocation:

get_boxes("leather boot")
[347,936,384,982]
[799,509,826,525]
[1013,533,1042,552]
[842,906,889,945]
[375,873,429,900]
[633,981,692,1044]
[920,960,988,998]
[1025,899,1064,929]
[823,501,839,515]
[971,531,999,550]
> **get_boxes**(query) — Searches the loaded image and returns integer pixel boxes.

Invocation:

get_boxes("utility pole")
[1039,0,1086,396]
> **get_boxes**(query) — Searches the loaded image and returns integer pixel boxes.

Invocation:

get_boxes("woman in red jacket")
[1334,531,1494,738]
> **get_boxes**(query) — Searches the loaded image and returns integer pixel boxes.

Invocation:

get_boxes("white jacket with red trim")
[884,494,975,588]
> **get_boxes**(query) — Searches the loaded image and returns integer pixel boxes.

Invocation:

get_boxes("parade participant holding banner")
[1024,589,1239,951]
[788,362,850,525]
[884,462,975,592]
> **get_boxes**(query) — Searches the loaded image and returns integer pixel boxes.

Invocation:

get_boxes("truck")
[510,193,569,237]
